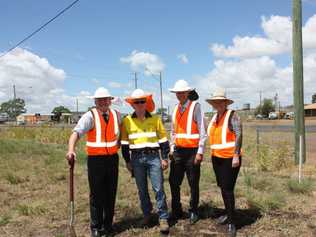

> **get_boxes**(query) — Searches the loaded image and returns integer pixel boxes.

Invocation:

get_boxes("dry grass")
[0,126,316,236]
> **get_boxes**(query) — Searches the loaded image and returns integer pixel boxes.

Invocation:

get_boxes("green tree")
[51,106,71,122]
[255,98,275,117]
[312,93,316,103]
[0,98,26,119]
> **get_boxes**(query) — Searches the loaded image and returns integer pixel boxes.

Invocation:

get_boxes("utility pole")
[159,72,164,119]
[13,84,17,123]
[292,0,306,164]
[259,90,262,114]
[134,72,138,89]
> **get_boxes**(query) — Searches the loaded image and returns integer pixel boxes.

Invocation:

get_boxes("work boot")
[189,212,199,225]
[227,224,237,237]
[159,219,169,234]
[216,214,228,225]
[141,214,152,227]
[170,209,184,220]
[91,229,101,237]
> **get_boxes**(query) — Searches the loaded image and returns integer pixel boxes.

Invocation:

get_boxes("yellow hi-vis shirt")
[121,112,168,149]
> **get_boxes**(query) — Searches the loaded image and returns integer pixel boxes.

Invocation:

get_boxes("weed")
[0,214,11,226]
[4,173,24,184]
[287,178,314,194]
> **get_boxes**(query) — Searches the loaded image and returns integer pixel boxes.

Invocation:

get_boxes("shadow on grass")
[198,202,262,229]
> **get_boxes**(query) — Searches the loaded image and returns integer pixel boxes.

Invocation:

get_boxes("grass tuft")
[287,178,314,194]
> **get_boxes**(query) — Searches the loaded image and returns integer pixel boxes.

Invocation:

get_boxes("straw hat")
[169,80,194,93]
[205,88,234,106]
[125,89,155,112]
[89,87,114,99]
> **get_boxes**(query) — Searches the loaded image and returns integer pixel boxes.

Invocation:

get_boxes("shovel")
[68,156,77,237]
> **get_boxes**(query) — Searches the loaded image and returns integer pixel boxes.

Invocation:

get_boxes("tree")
[0,98,26,119]
[255,98,275,117]
[51,106,71,122]
[312,93,316,103]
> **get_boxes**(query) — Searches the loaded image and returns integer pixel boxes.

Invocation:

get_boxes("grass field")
[0,126,316,237]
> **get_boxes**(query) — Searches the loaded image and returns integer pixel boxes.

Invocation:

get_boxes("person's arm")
[193,103,207,155]
[170,106,176,154]
[157,116,170,160]
[230,111,242,167]
[121,117,131,163]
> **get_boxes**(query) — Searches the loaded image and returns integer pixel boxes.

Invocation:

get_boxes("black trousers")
[87,154,119,231]
[169,147,200,213]
[212,156,241,224]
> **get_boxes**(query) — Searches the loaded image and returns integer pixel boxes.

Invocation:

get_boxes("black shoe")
[170,210,184,220]
[227,224,237,237]
[189,212,199,225]
[91,229,101,237]
[216,215,228,225]
[103,226,115,237]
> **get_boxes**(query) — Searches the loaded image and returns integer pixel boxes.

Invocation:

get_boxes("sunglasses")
[133,100,146,105]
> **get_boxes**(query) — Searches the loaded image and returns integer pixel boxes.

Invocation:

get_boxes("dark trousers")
[169,147,200,214]
[212,156,241,224]
[87,154,119,231]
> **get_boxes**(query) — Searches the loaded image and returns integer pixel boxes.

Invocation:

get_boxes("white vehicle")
[268,112,278,120]
[0,113,9,123]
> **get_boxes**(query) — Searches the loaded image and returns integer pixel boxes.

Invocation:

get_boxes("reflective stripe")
[187,101,197,133]
[110,108,119,135]
[121,140,129,145]
[211,142,235,149]
[222,110,232,144]
[86,140,118,148]
[158,137,168,143]
[91,108,101,143]
[175,133,200,139]
[128,132,157,139]
[129,142,160,149]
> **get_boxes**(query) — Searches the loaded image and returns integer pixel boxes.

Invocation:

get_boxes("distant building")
[304,103,316,117]
[17,113,54,125]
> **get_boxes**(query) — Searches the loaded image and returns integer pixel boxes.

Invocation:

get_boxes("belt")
[131,147,159,155]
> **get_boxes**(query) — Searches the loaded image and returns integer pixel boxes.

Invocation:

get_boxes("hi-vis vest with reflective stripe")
[121,114,167,149]
[172,101,200,148]
[207,110,236,158]
[86,108,119,156]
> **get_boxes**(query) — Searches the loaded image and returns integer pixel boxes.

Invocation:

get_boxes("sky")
[1,0,316,114]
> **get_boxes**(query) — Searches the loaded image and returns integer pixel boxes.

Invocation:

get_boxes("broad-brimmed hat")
[125,89,155,112]
[169,80,194,93]
[205,88,234,106]
[89,87,114,99]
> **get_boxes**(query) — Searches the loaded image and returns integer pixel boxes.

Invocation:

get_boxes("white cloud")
[120,50,165,75]
[194,54,316,111]
[210,15,316,58]
[177,54,189,64]
[0,48,95,113]
[108,81,122,88]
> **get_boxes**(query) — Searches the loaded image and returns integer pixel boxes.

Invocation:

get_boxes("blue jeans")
[131,151,169,220]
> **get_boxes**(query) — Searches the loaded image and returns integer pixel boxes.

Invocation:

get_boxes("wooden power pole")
[292,0,306,164]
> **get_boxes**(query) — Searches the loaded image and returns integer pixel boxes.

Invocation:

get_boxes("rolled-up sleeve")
[193,103,207,155]
[73,111,94,137]
[157,117,170,160]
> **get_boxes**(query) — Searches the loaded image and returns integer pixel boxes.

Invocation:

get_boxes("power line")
[0,0,80,58]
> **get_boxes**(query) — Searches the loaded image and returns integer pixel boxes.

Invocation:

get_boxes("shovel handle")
[69,155,75,202]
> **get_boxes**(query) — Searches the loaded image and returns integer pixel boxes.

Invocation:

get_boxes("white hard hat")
[90,87,114,99]
[169,80,194,93]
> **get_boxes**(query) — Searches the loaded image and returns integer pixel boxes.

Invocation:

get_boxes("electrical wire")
[0,0,80,58]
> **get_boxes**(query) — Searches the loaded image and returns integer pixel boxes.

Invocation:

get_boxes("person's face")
[176,91,189,104]
[95,97,112,112]
[211,100,227,112]
[132,99,147,114]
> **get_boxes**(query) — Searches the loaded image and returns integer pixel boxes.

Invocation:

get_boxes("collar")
[179,99,190,109]
[132,111,152,118]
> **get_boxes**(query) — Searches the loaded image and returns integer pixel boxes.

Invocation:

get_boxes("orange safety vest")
[172,101,200,148]
[86,108,119,156]
[207,110,236,158]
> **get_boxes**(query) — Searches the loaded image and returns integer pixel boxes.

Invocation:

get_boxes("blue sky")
[1,0,316,113]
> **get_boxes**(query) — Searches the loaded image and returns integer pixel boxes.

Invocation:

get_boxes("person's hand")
[232,154,240,168]
[168,153,174,160]
[126,162,133,173]
[161,159,169,170]
[194,153,203,165]
[66,151,76,167]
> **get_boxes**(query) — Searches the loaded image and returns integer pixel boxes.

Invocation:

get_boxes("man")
[121,89,170,233]
[66,87,120,237]
[169,80,207,224]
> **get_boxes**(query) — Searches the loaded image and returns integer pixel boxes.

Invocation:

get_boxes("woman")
[206,88,242,237]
